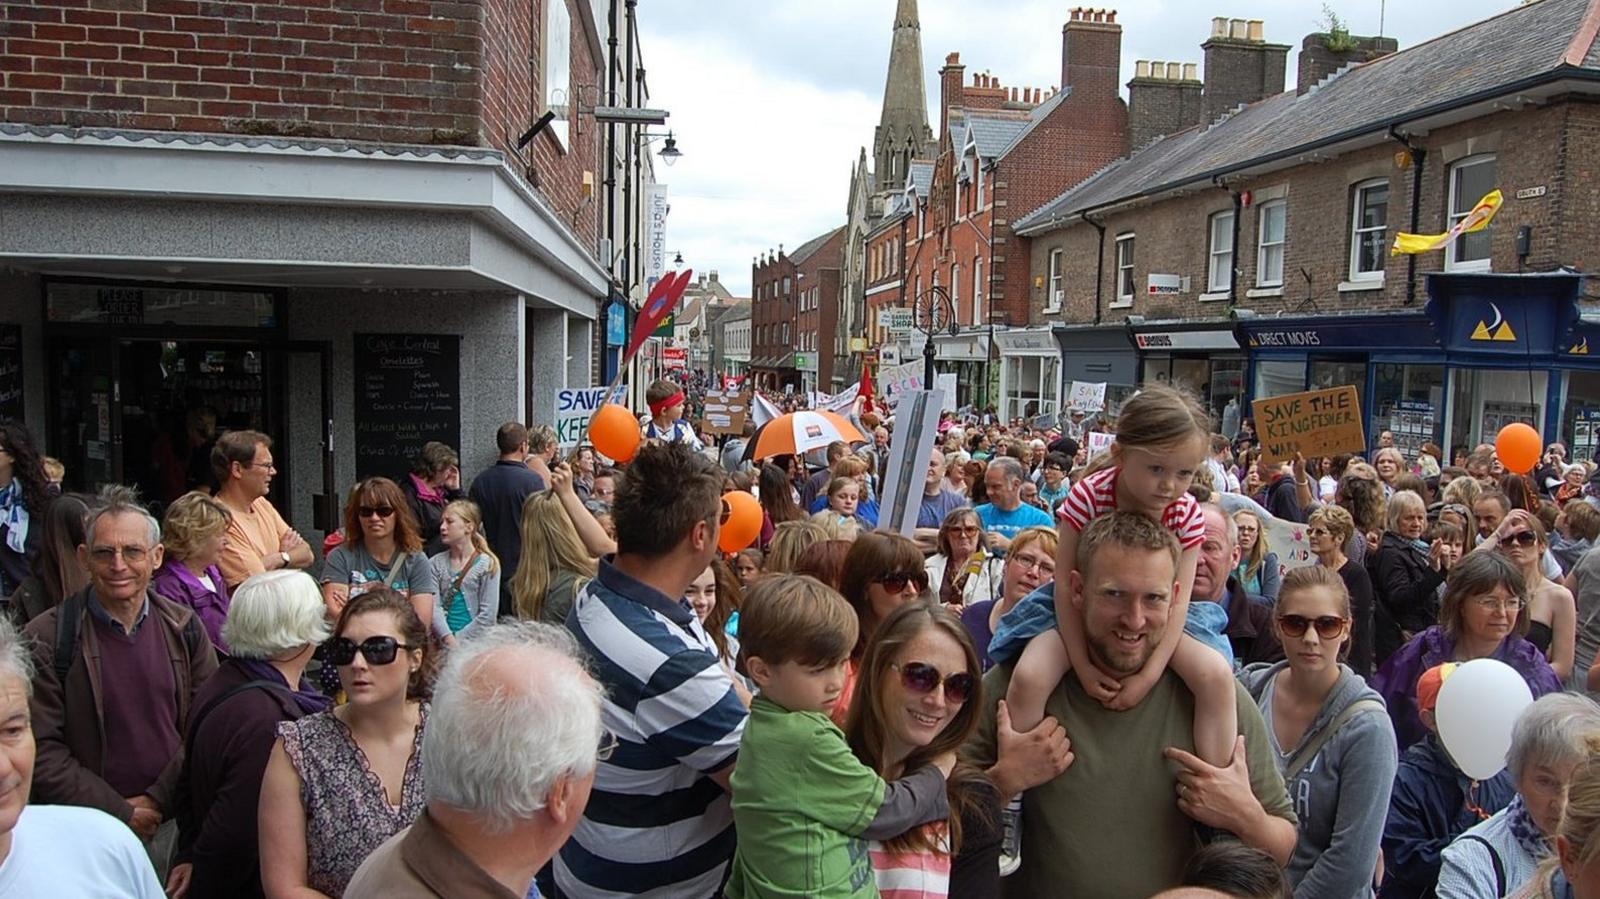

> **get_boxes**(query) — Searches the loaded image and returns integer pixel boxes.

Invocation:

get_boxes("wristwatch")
[279,551,291,567]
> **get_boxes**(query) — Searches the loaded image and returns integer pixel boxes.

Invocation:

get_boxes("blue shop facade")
[1235,272,1600,462]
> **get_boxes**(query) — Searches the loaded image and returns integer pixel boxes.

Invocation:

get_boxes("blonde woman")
[429,498,500,645]
[1232,509,1281,605]
[510,490,597,625]
[154,490,235,652]
[764,519,829,574]
[1509,732,1600,898]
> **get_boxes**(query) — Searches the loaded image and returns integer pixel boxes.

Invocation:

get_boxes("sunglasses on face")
[894,661,975,703]
[358,506,396,519]
[1277,615,1348,640]
[877,572,928,593]
[325,636,416,666]
[949,525,980,537]
[1501,531,1539,547]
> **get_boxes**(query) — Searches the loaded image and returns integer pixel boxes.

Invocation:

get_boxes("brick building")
[1017,0,1600,459]
[792,226,844,393]
[0,0,635,536]
[750,245,797,392]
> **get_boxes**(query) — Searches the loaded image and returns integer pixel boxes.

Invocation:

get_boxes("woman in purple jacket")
[1374,550,1563,753]
[153,491,234,654]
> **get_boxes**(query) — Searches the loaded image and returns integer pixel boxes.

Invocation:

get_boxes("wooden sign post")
[1253,385,1365,465]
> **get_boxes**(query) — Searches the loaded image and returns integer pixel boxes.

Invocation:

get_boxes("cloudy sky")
[636,0,1514,297]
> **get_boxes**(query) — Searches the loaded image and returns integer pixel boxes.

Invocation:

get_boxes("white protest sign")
[1086,431,1115,459]
[880,362,924,408]
[814,383,859,414]
[752,392,783,426]
[879,387,945,537]
[1262,516,1318,579]
[555,387,609,447]
[1068,380,1107,412]
[935,374,957,412]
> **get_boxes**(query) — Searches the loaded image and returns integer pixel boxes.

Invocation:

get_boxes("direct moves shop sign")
[1253,385,1365,466]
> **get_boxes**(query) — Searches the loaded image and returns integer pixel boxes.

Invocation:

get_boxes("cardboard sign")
[1068,380,1107,412]
[1262,515,1318,579]
[1253,385,1365,465]
[879,387,946,538]
[702,390,749,435]
[879,361,925,408]
[555,387,610,448]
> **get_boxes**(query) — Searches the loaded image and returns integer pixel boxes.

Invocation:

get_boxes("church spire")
[873,0,932,195]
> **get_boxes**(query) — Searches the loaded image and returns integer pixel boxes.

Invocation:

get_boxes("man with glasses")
[23,485,218,876]
[558,443,747,899]
[346,621,607,899]
[1191,503,1283,667]
[964,511,1295,897]
[212,430,313,589]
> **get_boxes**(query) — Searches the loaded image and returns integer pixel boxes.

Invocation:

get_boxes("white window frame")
[950,263,961,324]
[975,164,985,210]
[973,256,984,323]
[1113,233,1135,307]
[1045,248,1063,312]
[1207,210,1235,296]
[1348,179,1390,283]
[1447,154,1496,273]
[1255,200,1285,288]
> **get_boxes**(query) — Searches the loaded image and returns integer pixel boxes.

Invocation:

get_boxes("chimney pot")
[1229,18,1248,39]
[1211,16,1228,37]
[1107,9,1116,22]
[946,52,960,65]
[1182,61,1198,80]
[1011,86,1018,101]
[1247,19,1264,41]
[1135,59,1151,78]
[1165,61,1181,79]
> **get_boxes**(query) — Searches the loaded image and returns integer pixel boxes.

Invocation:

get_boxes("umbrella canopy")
[743,411,865,462]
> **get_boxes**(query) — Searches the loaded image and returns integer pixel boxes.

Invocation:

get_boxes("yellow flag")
[1391,189,1503,255]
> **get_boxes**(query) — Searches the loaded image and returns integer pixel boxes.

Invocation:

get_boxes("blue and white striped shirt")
[557,557,747,898]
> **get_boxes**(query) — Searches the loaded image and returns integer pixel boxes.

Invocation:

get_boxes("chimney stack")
[939,52,965,141]
[1201,16,1289,124]
[1296,31,1398,94]
[1127,55,1204,150]
[1062,7,1123,108]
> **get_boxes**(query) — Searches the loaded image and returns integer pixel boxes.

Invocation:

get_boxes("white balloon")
[1434,658,1536,780]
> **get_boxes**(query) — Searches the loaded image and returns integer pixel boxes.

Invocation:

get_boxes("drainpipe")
[1388,126,1427,306]
[1082,211,1106,326]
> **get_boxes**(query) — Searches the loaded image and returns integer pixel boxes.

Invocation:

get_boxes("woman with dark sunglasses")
[833,533,931,725]
[259,588,431,898]
[321,478,435,634]
[1486,509,1577,683]
[844,601,1000,898]
[1241,566,1396,898]
[924,509,1001,612]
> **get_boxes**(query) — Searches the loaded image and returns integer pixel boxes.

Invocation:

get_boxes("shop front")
[1238,273,1597,461]
[1129,320,1247,434]
[909,330,990,409]
[1055,323,1138,417]
[994,327,1062,422]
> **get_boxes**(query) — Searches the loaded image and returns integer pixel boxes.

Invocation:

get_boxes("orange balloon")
[590,403,641,463]
[1495,422,1542,475]
[719,490,762,554]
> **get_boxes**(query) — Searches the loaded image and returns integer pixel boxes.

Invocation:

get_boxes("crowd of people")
[8,379,1600,898]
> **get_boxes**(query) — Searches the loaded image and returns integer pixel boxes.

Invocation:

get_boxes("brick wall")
[1028,101,1596,325]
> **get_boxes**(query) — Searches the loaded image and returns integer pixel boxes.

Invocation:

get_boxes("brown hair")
[1076,510,1181,576]
[1090,384,1211,477]
[342,477,423,555]
[1309,505,1356,547]
[795,539,852,591]
[613,443,723,557]
[1008,527,1059,566]
[646,379,682,407]
[844,601,990,855]
[831,456,870,480]
[1277,565,1353,661]
[1567,500,1600,542]
[739,574,857,667]
[410,441,460,478]
[935,507,984,559]
[210,429,270,483]
[704,559,743,662]
[335,586,434,699]
[1440,551,1530,640]
[839,532,929,659]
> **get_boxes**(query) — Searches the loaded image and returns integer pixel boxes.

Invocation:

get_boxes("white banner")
[555,387,609,448]
[1086,431,1115,459]
[752,392,783,426]
[935,374,957,412]
[879,362,924,408]
[812,384,859,413]
[1068,380,1107,412]
[1263,516,1318,579]
[644,183,669,292]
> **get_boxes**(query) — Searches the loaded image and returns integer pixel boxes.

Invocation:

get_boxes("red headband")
[649,390,685,417]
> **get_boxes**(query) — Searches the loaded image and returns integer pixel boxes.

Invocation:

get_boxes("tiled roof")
[964,112,1030,159]
[789,225,844,266]
[1016,0,1600,232]
[907,160,934,198]
[0,122,501,160]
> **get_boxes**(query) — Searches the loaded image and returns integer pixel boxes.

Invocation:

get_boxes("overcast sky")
[635,0,1515,297]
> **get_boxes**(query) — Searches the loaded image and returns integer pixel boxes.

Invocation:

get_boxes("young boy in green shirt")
[727,575,955,898]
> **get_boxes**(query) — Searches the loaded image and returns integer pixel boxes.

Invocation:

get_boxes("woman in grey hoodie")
[1242,565,1399,898]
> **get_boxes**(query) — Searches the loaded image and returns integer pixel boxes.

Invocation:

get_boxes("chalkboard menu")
[0,324,21,421]
[353,333,461,480]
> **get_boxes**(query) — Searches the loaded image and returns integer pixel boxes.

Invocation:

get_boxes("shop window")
[1004,354,1060,421]
[1253,359,1305,399]
[1349,180,1389,281]
[1046,248,1064,311]
[1562,370,1600,463]
[1448,155,1496,271]
[1373,363,1443,460]
[1207,211,1235,294]
[1256,201,1285,287]
[1449,367,1545,457]
[1114,234,1135,307]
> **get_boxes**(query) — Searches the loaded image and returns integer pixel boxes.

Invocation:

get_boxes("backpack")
[53,590,206,683]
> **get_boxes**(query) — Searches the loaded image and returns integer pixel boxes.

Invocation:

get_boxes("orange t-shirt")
[218,496,292,588]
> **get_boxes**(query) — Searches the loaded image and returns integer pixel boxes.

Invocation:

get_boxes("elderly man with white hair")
[344,620,606,899]
[0,615,165,895]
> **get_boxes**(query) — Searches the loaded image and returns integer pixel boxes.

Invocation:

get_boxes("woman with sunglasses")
[1307,505,1377,676]
[1241,566,1397,898]
[925,509,1002,612]
[960,527,1057,672]
[833,532,931,725]
[1374,551,1563,753]
[258,588,430,898]
[845,602,1001,898]
[1484,509,1577,683]
[321,478,435,634]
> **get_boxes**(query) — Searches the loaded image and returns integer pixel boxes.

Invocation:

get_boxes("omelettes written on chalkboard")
[352,333,461,480]
[0,324,22,422]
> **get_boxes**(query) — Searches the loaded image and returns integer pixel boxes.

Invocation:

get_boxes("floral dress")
[278,702,429,896]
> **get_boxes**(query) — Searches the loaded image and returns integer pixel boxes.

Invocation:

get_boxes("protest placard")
[935,374,957,412]
[1086,431,1115,459]
[1253,385,1365,465]
[1068,380,1107,412]
[879,362,924,407]
[701,390,749,435]
[1262,515,1318,579]
[879,387,946,537]
[555,387,610,447]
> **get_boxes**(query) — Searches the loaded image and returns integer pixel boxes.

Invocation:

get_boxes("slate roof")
[1015,0,1600,233]
[789,226,844,266]
[995,87,1071,160]
[0,122,501,160]
[907,160,934,198]
[964,112,1030,159]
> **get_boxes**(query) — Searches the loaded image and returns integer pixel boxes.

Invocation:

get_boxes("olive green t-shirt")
[962,665,1295,899]
[727,696,887,898]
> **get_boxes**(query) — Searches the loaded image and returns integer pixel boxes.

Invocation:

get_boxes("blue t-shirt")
[917,489,970,529]
[975,502,1053,546]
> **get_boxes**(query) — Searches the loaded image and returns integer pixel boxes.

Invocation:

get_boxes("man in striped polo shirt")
[558,442,747,898]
